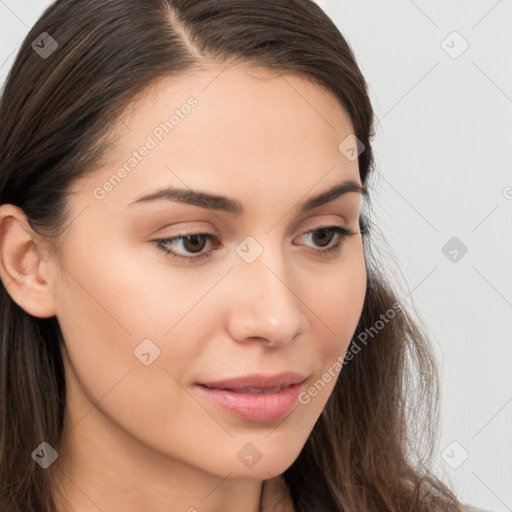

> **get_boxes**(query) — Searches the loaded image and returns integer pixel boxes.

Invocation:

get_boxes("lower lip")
[194,381,305,423]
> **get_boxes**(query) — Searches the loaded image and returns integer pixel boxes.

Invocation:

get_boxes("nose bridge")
[226,236,307,346]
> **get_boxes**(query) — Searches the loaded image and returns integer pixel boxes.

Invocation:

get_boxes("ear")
[0,204,58,318]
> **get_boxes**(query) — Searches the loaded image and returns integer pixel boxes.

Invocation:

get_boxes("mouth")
[194,372,308,423]
[196,371,307,392]
[199,384,293,394]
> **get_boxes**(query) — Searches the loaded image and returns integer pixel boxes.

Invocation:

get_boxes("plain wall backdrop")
[1,1,511,511]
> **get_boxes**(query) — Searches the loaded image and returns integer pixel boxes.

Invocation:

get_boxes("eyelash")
[152,224,357,263]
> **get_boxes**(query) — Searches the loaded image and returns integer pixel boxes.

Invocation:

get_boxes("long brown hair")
[0,0,463,510]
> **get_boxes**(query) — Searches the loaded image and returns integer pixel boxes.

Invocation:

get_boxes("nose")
[225,246,308,347]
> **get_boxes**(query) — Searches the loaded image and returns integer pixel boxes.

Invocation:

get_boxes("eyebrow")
[128,179,367,215]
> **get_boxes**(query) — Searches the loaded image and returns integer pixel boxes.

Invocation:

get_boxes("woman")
[0,0,489,510]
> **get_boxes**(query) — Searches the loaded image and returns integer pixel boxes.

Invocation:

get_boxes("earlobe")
[0,204,57,318]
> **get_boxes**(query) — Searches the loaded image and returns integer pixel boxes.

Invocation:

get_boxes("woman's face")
[47,64,366,485]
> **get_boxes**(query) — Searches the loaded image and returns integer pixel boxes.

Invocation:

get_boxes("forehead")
[108,62,354,155]
[122,62,352,127]
[72,63,359,208]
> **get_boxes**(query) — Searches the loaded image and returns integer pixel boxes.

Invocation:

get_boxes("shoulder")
[461,504,493,512]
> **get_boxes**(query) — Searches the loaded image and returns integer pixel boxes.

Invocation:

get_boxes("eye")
[293,225,355,258]
[152,224,358,263]
[153,231,218,262]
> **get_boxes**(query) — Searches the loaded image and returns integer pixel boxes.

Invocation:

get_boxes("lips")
[194,372,308,422]
[220,386,285,394]
[197,371,307,392]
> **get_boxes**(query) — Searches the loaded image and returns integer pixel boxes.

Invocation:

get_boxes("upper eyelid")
[153,208,360,236]
[159,219,354,239]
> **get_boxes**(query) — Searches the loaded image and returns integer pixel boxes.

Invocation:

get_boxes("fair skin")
[0,63,366,511]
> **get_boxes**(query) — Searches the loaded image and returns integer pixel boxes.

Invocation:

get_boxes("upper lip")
[197,371,308,390]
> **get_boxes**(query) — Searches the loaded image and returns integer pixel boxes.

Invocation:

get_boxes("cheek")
[54,239,217,382]
[54,248,231,472]
[297,243,366,405]
[53,238,238,444]
[308,242,367,353]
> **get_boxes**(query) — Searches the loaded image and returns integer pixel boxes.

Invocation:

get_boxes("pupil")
[314,228,333,247]
[184,234,206,253]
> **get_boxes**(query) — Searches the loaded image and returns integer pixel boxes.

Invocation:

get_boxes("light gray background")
[1,1,511,511]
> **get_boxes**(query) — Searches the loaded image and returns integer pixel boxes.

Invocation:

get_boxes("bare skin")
[0,63,366,511]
